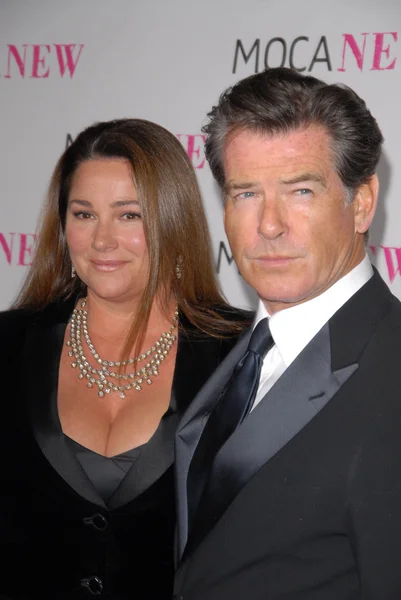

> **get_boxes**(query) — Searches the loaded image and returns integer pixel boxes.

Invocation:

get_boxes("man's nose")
[258,199,288,240]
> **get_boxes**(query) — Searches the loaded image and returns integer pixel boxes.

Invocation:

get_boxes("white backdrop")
[1,0,400,310]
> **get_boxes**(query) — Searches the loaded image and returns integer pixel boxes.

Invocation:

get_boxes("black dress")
[0,300,249,599]
[63,401,179,599]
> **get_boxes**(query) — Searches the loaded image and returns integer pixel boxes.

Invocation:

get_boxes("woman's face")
[65,158,149,305]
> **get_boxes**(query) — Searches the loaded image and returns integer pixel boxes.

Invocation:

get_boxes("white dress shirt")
[251,255,374,410]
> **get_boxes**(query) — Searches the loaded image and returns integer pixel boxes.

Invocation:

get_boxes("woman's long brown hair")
[14,119,251,360]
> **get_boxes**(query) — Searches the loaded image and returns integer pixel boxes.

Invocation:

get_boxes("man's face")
[223,126,376,314]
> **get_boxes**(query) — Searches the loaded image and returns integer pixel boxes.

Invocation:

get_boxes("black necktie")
[187,318,273,527]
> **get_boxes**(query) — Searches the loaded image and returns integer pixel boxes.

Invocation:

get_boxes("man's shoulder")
[335,269,401,321]
[365,270,401,326]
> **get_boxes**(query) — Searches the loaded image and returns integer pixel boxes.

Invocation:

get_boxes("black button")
[83,513,108,531]
[80,576,103,595]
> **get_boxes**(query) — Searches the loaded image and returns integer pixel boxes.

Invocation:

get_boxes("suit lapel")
[24,317,106,507]
[183,323,357,559]
[175,328,251,559]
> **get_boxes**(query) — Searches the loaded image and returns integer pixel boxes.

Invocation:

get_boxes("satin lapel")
[109,326,238,508]
[24,320,106,508]
[175,328,252,559]
[108,412,178,508]
[183,323,358,560]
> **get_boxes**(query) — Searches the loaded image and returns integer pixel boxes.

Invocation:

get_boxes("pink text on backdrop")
[369,245,401,282]
[175,134,206,169]
[3,44,84,78]
[338,32,398,71]
[0,233,36,266]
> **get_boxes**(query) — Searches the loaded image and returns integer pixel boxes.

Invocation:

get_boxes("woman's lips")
[90,260,128,271]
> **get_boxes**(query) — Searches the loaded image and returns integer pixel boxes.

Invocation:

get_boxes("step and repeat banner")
[0,0,400,309]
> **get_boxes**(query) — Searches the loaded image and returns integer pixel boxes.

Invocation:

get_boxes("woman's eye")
[73,211,93,219]
[121,212,141,220]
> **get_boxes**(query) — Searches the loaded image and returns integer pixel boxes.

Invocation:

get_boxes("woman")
[0,119,251,599]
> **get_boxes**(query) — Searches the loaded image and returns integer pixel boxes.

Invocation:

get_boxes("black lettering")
[233,39,260,73]
[308,36,332,71]
[65,133,74,149]
[264,37,287,69]
[289,36,308,72]
[216,241,236,274]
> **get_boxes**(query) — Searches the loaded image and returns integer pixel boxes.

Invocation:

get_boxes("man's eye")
[295,188,312,196]
[237,191,256,199]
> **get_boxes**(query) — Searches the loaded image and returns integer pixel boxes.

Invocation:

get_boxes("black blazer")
[0,298,248,599]
[174,271,401,600]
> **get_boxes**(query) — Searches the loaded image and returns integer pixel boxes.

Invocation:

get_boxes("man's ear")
[353,174,379,234]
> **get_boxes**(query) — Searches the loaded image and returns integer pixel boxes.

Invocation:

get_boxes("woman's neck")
[81,290,176,344]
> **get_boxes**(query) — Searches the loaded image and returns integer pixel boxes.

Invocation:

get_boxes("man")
[173,67,401,599]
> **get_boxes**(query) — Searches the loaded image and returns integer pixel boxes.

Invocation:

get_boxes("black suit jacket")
[0,298,248,599]
[174,271,401,600]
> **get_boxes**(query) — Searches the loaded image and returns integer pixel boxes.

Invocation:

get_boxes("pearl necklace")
[66,298,178,398]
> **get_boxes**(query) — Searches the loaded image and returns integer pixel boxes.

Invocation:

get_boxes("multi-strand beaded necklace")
[66,298,178,398]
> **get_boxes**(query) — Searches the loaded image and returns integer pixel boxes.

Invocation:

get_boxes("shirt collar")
[254,254,373,367]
